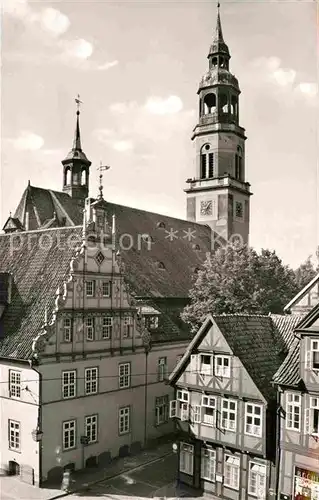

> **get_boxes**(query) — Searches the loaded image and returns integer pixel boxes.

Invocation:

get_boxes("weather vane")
[75,94,83,114]
[97,162,110,199]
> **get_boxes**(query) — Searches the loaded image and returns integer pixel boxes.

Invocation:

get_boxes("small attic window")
[192,243,201,251]
[158,261,166,270]
[193,267,201,274]
[156,221,166,229]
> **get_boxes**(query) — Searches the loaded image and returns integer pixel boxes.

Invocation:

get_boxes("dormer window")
[158,261,166,270]
[157,221,166,229]
[145,315,159,330]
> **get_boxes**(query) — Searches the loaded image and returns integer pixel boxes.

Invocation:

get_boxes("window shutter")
[305,350,311,370]
[181,403,189,421]
[169,400,177,418]
[92,280,96,296]
[190,355,197,373]
[193,405,201,424]
[304,408,310,435]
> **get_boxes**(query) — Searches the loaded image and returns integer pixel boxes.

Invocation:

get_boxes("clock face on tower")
[200,200,213,216]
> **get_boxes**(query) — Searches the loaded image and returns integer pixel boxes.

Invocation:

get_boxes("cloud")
[297,82,318,98]
[38,7,70,37]
[97,60,119,71]
[4,1,70,37]
[60,39,94,60]
[4,0,117,69]
[246,56,317,105]
[113,140,134,152]
[145,95,183,115]
[6,131,44,151]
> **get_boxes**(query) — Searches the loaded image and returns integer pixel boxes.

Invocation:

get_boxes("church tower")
[61,99,91,208]
[185,4,251,245]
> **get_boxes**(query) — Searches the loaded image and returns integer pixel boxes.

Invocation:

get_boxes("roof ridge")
[212,313,270,318]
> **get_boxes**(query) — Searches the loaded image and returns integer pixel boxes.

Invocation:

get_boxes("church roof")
[0,204,211,358]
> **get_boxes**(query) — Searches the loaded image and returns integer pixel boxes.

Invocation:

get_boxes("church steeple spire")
[215,3,223,42]
[61,95,92,208]
[185,3,252,246]
[72,94,83,151]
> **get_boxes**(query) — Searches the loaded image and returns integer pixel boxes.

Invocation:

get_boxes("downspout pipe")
[29,359,43,487]
[275,386,282,500]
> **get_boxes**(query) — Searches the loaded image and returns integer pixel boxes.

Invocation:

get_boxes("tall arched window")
[220,93,228,113]
[235,146,243,180]
[203,93,217,115]
[81,168,87,186]
[200,144,214,179]
[64,167,71,186]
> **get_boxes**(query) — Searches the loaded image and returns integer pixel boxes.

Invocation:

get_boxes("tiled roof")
[269,313,305,350]
[9,185,212,298]
[0,220,203,358]
[0,228,82,359]
[212,315,286,399]
[170,313,296,401]
[272,338,301,387]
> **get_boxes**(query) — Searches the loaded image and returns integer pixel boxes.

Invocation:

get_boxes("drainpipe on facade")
[275,387,282,500]
[29,360,43,487]
[144,346,150,447]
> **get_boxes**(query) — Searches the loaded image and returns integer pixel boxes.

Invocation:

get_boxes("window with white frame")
[85,415,98,444]
[9,370,21,398]
[63,420,76,450]
[202,395,216,426]
[145,315,159,330]
[221,399,237,431]
[119,363,130,389]
[155,395,169,425]
[119,406,130,434]
[180,442,194,475]
[200,354,212,376]
[85,317,95,341]
[8,420,20,451]
[102,281,111,297]
[245,403,262,437]
[63,318,72,342]
[215,355,231,378]
[102,317,113,339]
[123,316,132,338]
[158,357,168,382]
[310,340,319,370]
[85,280,95,297]
[169,389,189,420]
[201,448,216,482]
[286,393,301,431]
[62,370,76,399]
[310,397,319,435]
[248,462,267,497]
[224,455,240,490]
[85,367,98,395]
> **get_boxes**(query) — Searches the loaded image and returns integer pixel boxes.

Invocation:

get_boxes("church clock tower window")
[185,3,252,245]
[200,145,214,179]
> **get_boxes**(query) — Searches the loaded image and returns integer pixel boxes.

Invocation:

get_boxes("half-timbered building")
[168,313,299,499]
[273,303,319,500]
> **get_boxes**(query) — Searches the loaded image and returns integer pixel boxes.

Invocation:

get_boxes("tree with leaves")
[182,243,299,331]
[294,256,317,291]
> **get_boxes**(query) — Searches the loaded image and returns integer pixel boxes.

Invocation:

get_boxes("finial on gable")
[97,162,110,200]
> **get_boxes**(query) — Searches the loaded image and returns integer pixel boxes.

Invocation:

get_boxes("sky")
[1,0,318,269]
